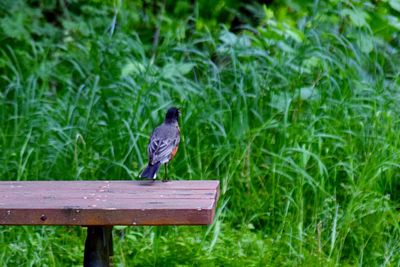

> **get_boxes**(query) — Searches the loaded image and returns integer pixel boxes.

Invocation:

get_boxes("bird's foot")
[162,179,170,183]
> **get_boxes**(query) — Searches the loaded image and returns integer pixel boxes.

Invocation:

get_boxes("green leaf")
[388,15,400,30]
[176,63,195,75]
[285,26,304,43]
[0,13,29,41]
[389,0,400,12]
[121,61,146,77]
[220,31,237,45]
[298,87,319,100]
[161,62,195,79]
[270,92,291,112]
[301,56,322,73]
[356,32,374,54]
[263,5,274,20]
[341,8,369,27]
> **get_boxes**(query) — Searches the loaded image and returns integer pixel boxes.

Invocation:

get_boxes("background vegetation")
[1,0,400,266]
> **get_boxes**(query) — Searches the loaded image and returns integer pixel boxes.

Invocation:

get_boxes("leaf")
[176,63,195,75]
[301,56,322,73]
[387,15,400,30]
[356,32,374,54]
[389,0,400,12]
[263,6,274,20]
[270,92,291,112]
[220,31,237,45]
[298,87,319,100]
[341,8,369,27]
[277,41,295,54]
[0,13,29,41]
[161,62,195,79]
[121,61,145,77]
[285,26,304,43]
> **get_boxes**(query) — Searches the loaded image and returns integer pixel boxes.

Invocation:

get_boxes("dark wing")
[147,127,180,165]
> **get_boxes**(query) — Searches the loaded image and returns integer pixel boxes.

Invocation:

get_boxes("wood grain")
[0,180,219,226]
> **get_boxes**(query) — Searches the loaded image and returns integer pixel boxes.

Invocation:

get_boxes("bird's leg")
[162,163,169,182]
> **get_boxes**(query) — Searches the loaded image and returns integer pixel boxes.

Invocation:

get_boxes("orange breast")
[170,145,179,160]
[169,126,180,160]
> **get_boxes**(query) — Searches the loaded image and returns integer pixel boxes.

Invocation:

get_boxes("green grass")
[1,1,400,266]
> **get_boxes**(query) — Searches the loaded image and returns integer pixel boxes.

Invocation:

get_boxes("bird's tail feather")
[140,163,161,179]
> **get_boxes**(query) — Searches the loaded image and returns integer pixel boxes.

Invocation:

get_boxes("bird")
[140,107,180,181]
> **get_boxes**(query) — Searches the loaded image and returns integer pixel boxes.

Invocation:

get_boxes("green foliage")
[1,0,400,266]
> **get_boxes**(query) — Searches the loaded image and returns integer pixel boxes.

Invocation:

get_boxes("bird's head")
[165,107,180,123]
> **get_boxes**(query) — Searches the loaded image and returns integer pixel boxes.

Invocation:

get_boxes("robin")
[140,107,180,181]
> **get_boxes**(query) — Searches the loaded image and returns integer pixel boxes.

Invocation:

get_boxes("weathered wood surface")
[0,180,219,226]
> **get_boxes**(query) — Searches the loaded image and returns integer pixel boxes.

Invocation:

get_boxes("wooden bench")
[0,180,220,266]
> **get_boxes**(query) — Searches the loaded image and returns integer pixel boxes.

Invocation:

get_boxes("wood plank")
[0,180,219,226]
[0,180,219,190]
[0,198,215,209]
[0,190,217,199]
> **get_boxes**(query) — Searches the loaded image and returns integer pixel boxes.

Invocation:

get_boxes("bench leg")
[83,226,113,267]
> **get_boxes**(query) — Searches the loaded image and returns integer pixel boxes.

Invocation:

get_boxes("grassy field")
[1,1,400,266]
